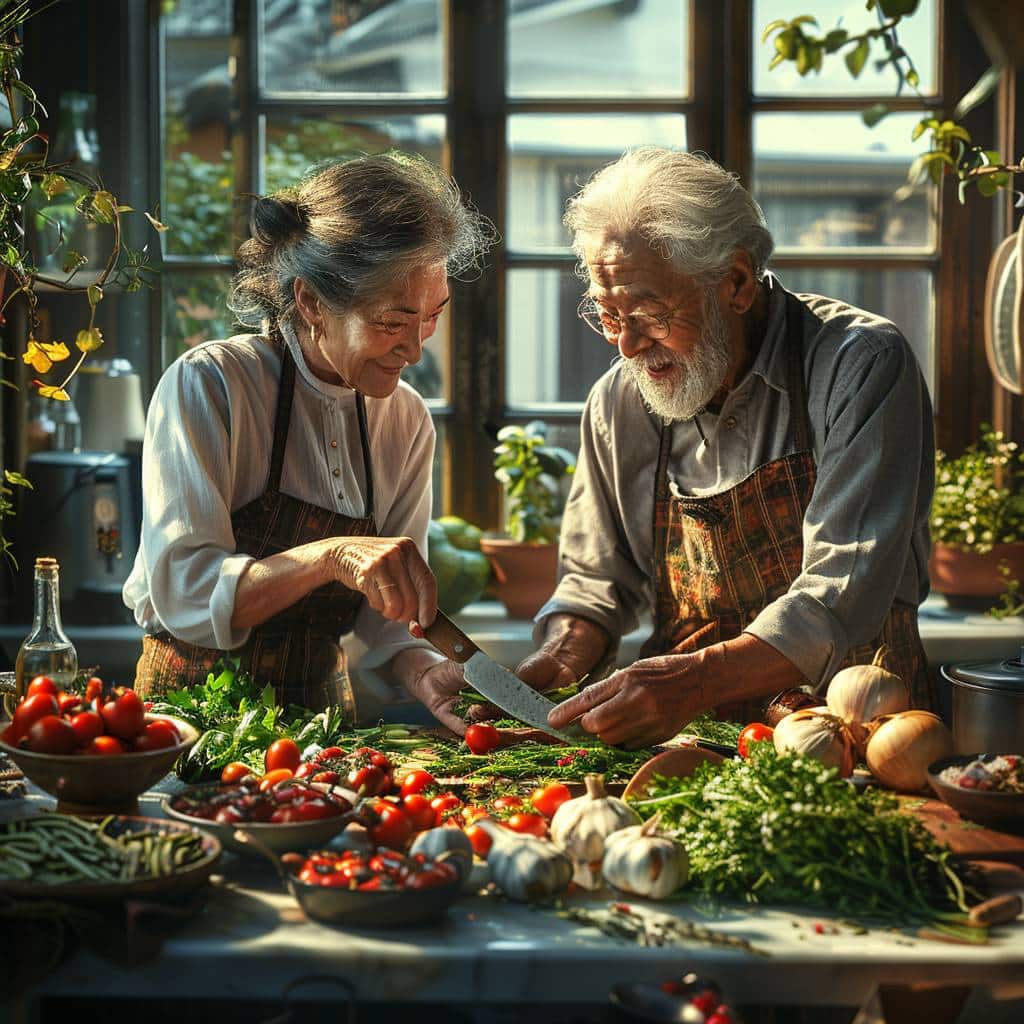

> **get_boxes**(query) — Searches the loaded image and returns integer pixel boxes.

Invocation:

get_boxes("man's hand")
[403,659,468,735]
[514,649,578,692]
[546,653,707,748]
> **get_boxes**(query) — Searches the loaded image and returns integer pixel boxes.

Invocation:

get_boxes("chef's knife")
[422,611,584,742]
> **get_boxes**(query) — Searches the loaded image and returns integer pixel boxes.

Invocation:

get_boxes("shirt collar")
[278,320,357,403]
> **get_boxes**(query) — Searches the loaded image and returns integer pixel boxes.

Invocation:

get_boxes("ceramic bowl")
[162,783,353,856]
[927,754,1024,831]
[0,714,199,813]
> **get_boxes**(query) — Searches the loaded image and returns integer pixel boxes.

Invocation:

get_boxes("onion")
[772,707,856,777]
[864,710,954,793]
[826,646,909,730]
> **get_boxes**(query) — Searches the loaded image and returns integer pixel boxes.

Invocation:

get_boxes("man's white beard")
[623,290,731,422]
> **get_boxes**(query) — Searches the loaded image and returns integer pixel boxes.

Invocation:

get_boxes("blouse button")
[723,415,737,430]
[330,440,338,448]
[333,468,341,477]
[337,491,344,500]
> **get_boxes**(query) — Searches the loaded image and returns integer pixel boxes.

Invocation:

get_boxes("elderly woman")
[124,153,491,730]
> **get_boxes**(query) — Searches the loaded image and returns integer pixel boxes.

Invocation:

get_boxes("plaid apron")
[133,344,376,717]
[639,292,933,721]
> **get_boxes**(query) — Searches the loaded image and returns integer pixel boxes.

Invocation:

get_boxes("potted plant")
[929,426,1024,609]
[479,421,576,619]
[426,515,492,615]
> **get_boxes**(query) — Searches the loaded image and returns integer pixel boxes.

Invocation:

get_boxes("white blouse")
[123,323,439,695]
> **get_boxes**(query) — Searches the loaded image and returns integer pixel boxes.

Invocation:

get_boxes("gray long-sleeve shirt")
[535,276,934,687]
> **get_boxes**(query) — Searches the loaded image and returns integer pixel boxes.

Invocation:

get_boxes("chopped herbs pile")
[633,745,981,929]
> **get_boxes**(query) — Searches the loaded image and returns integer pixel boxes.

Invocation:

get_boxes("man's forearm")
[540,613,614,681]
[696,632,807,707]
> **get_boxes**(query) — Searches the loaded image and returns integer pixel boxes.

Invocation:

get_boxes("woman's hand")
[403,659,468,735]
[328,536,437,627]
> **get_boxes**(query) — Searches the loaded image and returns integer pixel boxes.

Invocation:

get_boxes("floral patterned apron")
[638,292,933,721]
[133,343,376,718]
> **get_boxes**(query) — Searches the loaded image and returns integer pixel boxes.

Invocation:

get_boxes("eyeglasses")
[577,296,688,342]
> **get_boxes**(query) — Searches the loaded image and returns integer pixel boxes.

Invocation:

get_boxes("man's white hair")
[563,147,774,284]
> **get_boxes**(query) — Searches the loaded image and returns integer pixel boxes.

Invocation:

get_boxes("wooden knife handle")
[421,610,480,664]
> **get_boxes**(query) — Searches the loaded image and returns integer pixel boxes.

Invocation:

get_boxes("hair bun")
[252,194,307,245]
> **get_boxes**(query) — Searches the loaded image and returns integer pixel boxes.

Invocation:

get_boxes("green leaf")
[40,172,67,199]
[862,103,890,128]
[789,15,818,26]
[878,0,920,15]
[3,470,31,488]
[87,283,103,308]
[760,18,787,43]
[911,118,930,142]
[845,38,870,78]
[906,68,920,89]
[823,29,848,53]
[75,327,104,353]
[952,65,1002,123]
[977,174,1001,197]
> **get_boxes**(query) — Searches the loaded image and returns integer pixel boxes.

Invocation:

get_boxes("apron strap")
[355,391,375,521]
[268,337,296,495]
[783,292,813,455]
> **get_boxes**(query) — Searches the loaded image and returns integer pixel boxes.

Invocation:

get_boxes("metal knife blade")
[421,611,583,742]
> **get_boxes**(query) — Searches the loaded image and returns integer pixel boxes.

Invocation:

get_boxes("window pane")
[402,305,449,403]
[777,268,934,393]
[162,271,234,365]
[258,0,445,96]
[508,0,687,98]
[507,115,687,252]
[753,112,935,251]
[262,114,446,193]
[162,0,234,257]
[753,0,937,96]
[506,267,617,406]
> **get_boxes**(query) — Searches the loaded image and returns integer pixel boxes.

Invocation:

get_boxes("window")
[157,0,948,526]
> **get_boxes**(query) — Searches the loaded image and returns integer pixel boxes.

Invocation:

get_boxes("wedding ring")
[377,582,398,591]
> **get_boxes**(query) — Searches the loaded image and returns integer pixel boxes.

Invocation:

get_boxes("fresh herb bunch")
[931,428,1024,551]
[633,745,979,926]
[452,682,581,720]
[681,713,743,748]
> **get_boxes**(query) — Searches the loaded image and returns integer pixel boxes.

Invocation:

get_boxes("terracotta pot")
[478,538,558,620]
[929,541,1024,610]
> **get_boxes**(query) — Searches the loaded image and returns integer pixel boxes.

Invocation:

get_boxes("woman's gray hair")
[563,147,774,283]
[230,151,495,329]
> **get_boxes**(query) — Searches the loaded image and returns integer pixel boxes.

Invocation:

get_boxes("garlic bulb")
[826,646,909,729]
[602,814,689,900]
[864,710,953,793]
[549,774,641,889]
[410,827,474,890]
[474,818,572,902]
[772,707,856,776]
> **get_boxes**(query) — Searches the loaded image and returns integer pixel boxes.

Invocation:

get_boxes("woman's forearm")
[231,538,335,630]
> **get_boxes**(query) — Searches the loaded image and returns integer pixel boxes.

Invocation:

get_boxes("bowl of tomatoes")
[163,777,354,855]
[0,675,199,812]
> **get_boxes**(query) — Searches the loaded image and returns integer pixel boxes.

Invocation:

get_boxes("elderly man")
[515,147,934,749]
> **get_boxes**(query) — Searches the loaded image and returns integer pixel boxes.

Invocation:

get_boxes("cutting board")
[902,796,1024,865]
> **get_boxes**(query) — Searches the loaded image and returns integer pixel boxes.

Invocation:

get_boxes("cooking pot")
[941,649,1024,754]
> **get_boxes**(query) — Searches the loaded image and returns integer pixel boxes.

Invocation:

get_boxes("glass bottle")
[8,558,78,716]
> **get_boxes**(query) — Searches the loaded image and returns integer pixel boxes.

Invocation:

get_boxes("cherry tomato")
[133,721,180,752]
[315,745,346,762]
[347,763,388,796]
[294,762,316,779]
[429,793,463,825]
[56,693,83,716]
[264,738,302,774]
[737,722,774,759]
[464,723,501,755]
[491,795,523,812]
[461,804,489,824]
[505,812,548,837]
[99,689,146,741]
[464,821,493,857]
[259,767,295,791]
[69,710,104,748]
[311,769,341,786]
[146,718,181,742]
[26,715,77,755]
[84,677,104,703]
[405,862,458,889]
[25,676,58,699]
[367,800,414,849]
[399,769,437,798]
[401,793,437,832]
[84,734,125,756]
[12,693,61,741]
[352,746,391,771]
[221,761,253,785]
[530,782,572,819]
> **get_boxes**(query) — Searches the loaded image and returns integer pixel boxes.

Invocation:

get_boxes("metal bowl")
[162,783,352,857]
[0,714,199,813]
[927,754,1024,831]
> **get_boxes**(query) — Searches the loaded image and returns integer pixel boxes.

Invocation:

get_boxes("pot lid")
[945,646,1024,692]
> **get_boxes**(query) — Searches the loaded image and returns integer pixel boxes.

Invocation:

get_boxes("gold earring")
[309,323,318,348]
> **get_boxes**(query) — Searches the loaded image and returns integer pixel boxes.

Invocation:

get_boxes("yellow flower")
[22,339,70,373]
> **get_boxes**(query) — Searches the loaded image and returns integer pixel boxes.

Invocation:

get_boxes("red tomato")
[0,724,17,746]
[146,718,181,742]
[57,692,82,716]
[133,721,179,753]
[69,710,104,748]
[84,677,104,703]
[464,822,492,857]
[264,738,302,774]
[461,804,489,824]
[26,715,77,755]
[294,762,316,779]
[530,782,572,819]
[221,761,253,785]
[352,746,391,771]
[505,812,548,837]
[429,793,463,825]
[399,769,437,798]
[259,768,294,791]
[737,722,774,759]
[315,745,346,762]
[99,689,146,741]
[368,800,414,849]
[401,793,437,832]
[491,795,523,812]
[25,676,58,699]
[311,769,341,786]
[464,723,501,755]
[12,693,60,740]
[347,763,389,796]
[84,734,124,756]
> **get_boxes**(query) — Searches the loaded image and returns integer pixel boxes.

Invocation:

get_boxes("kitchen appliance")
[941,650,1024,754]
[16,450,140,625]
[73,358,147,453]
